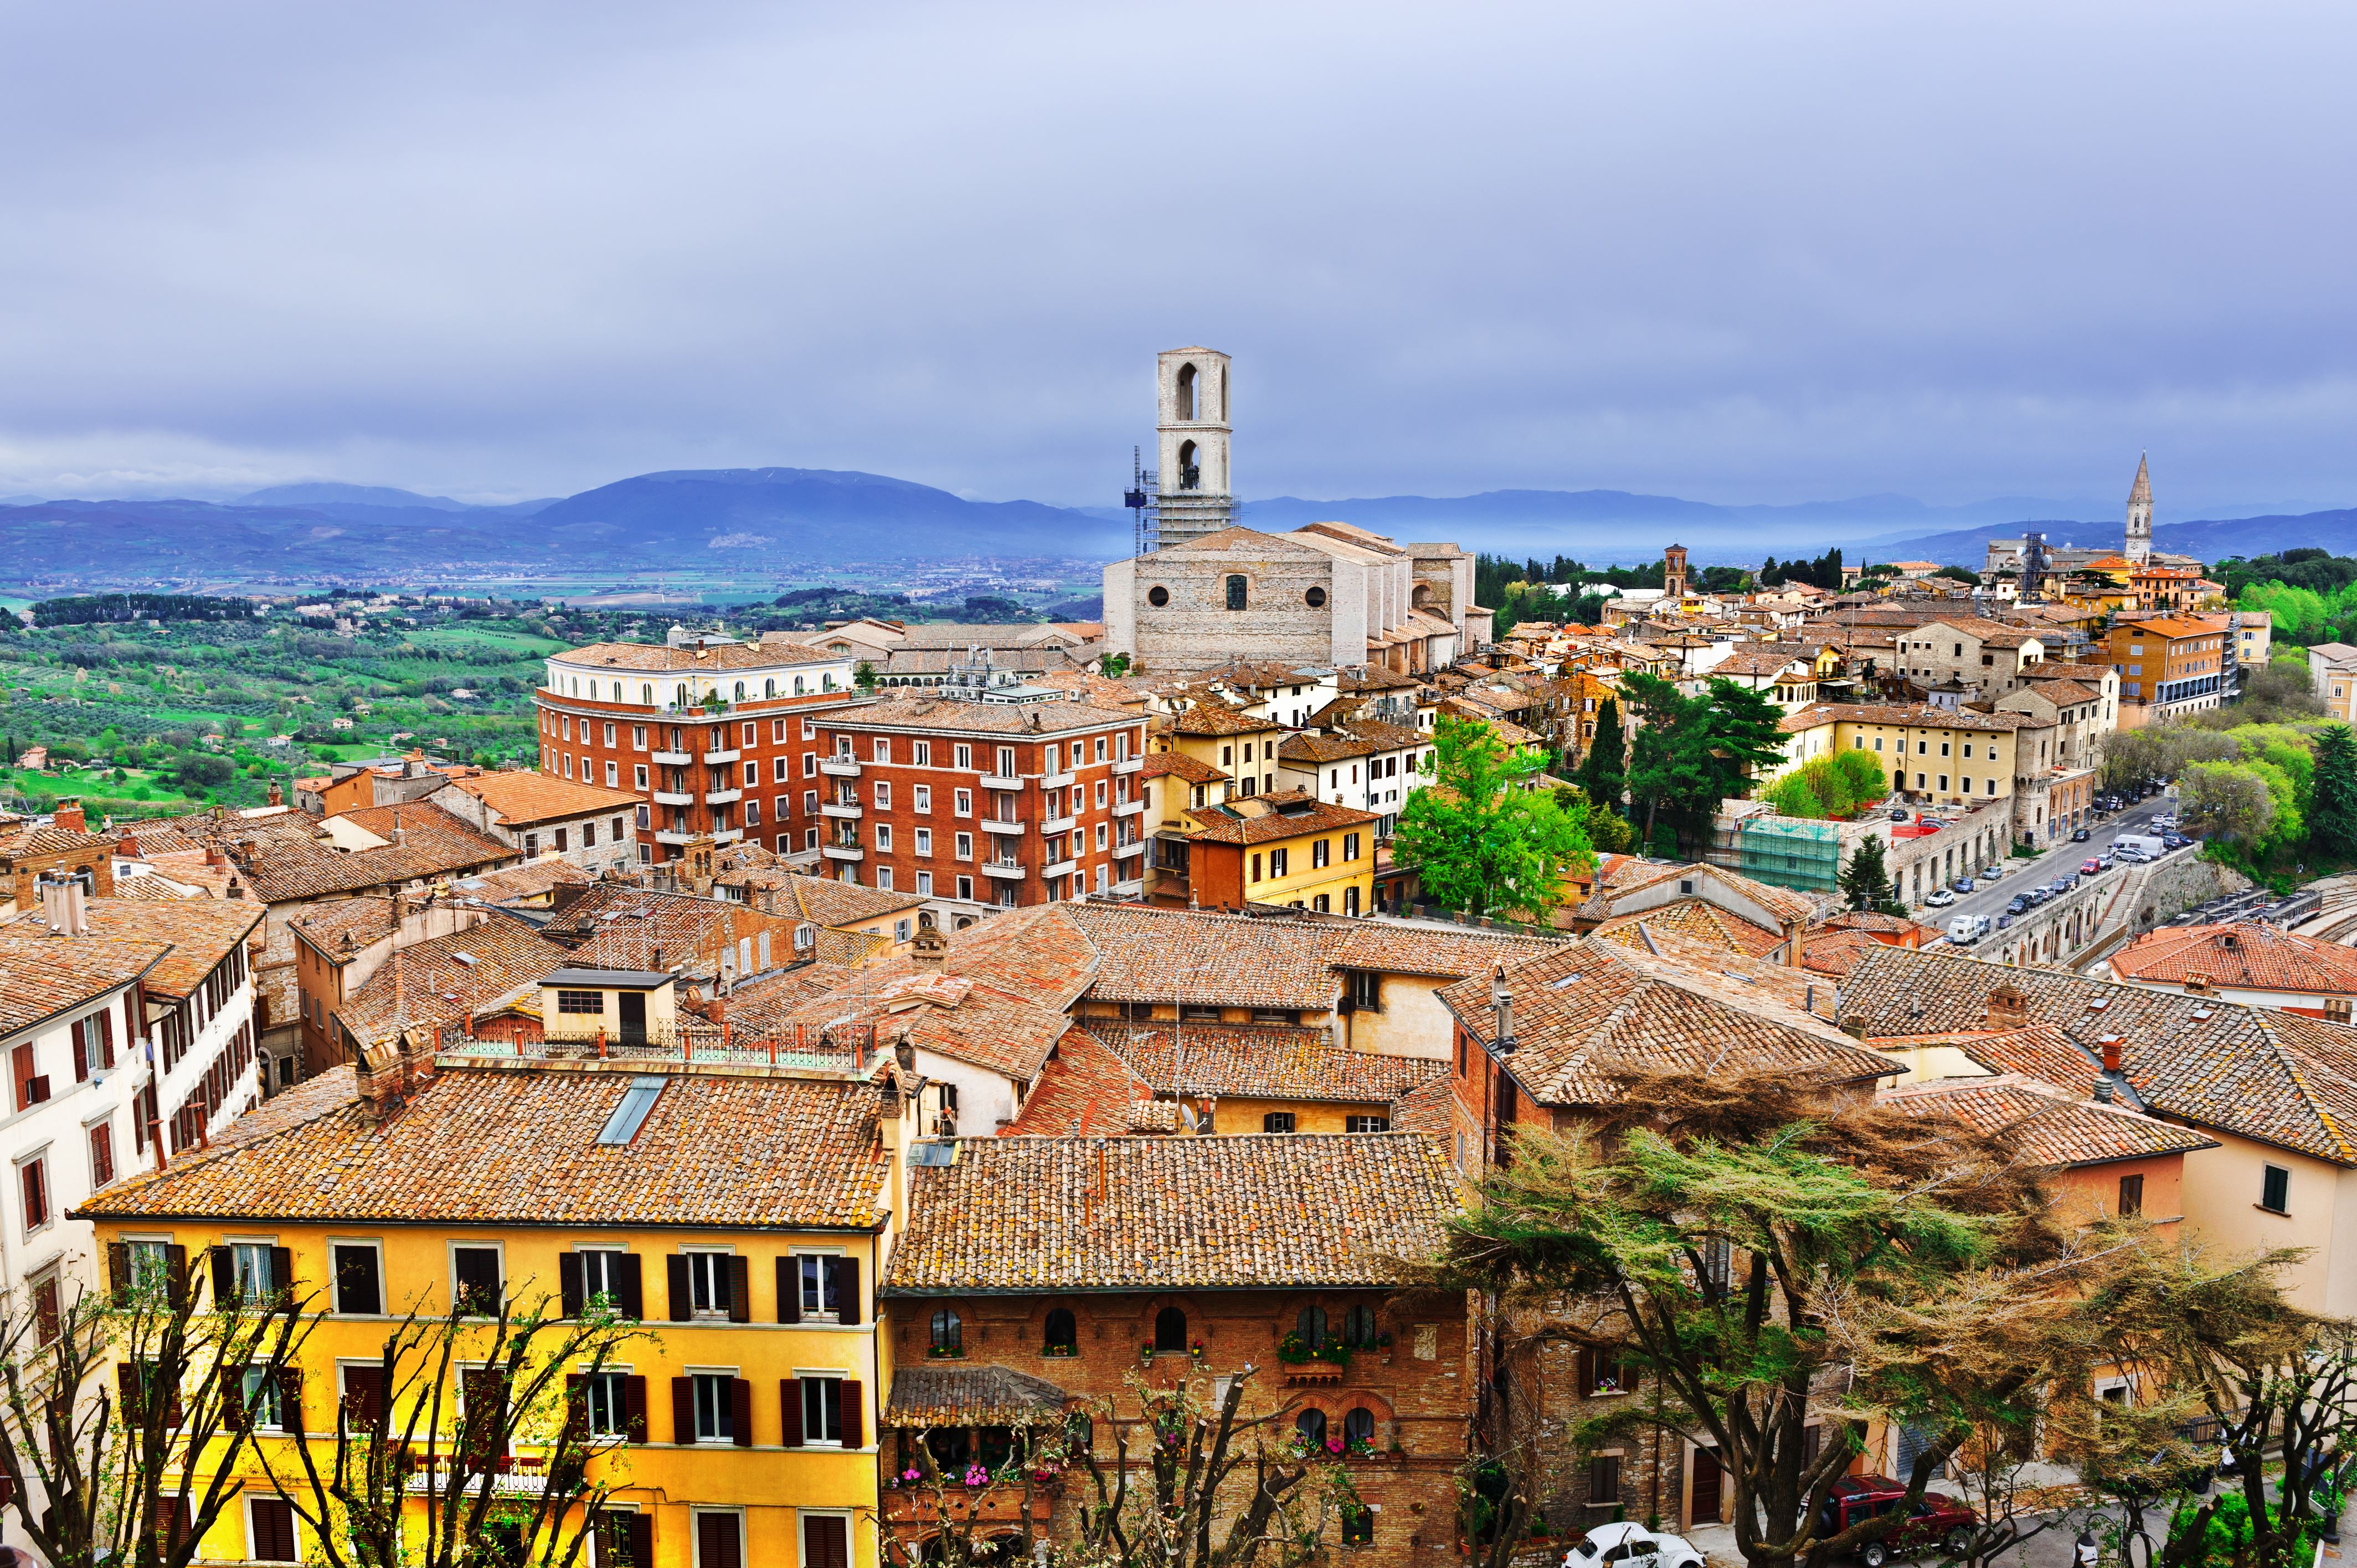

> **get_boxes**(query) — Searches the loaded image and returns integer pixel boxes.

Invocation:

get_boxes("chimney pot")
[53,799,86,835]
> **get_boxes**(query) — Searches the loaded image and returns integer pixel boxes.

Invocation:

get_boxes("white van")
[2114,834,2166,859]
[1947,913,1989,944]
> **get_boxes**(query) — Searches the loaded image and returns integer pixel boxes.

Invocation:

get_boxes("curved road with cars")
[1911,790,2183,937]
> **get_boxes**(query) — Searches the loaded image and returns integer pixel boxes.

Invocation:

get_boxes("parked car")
[1819,1476,1978,1567]
[2097,852,2117,870]
[2026,887,2052,906]
[2071,827,2092,842]
[1996,913,2014,930]
[1947,914,1989,944]
[2006,895,2030,915]
[1890,808,1911,822]
[2163,833,2193,850]
[2082,858,2103,876]
[1952,878,1975,894]
[1980,863,2004,879]
[2115,845,2150,864]
[1924,888,1957,908]
[1565,1521,1706,1568]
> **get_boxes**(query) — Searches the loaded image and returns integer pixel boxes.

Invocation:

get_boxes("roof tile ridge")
[2250,1018,2357,1165]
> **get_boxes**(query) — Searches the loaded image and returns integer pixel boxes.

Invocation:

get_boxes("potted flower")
[1140,1340,1155,1364]
[963,1464,989,1489]
[1277,1332,1313,1365]
[1042,1340,1077,1358]
[1190,1337,1207,1361]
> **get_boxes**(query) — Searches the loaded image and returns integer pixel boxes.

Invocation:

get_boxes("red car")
[1819,1475,1977,1566]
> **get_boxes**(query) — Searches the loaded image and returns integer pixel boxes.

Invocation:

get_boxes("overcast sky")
[1,2,2350,515]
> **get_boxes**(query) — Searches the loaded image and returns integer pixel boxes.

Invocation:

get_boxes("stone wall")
[2123,853,2253,936]
[1124,543,1342,672]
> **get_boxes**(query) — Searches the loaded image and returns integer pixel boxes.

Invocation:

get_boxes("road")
[1916,794,2178,933]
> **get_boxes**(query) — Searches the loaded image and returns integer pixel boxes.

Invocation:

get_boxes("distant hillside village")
[7,349,2357,1568]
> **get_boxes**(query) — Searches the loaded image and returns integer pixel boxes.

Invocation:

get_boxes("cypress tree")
[2312,724,2357,862]
[1840,832,1905,916]
[1576,696,1626,809]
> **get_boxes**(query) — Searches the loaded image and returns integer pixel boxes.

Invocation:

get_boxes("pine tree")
[2312,723,2357,861]
[1575,696,1626,808]
[1840,833,1904,915]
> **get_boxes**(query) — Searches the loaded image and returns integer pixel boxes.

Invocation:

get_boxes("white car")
[1923,888,1958,908]
[1566,1522,1706,1568]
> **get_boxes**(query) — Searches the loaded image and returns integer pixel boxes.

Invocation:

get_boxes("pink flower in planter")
[1326,1437,1345,1455]
[903,1468,922,1483]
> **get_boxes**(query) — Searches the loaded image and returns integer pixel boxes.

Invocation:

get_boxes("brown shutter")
[559,1254,585,1319]
[270,1246,294,1300]
[622,1375,647,1443]
[342,1365,385,1427]
[250,1497,297,1562]
[666,1255,691,1322]
[805,1515,849,1568]
[776,1256,801,1324]
[164,1245,189,1311]
[728,1256,751,1323]
[697,1513,742,1568]
[670,1377,694,1445]
[836,1256,861,1325]
[627,1513,654,1568]
[730,1378,752,1447]
[108,1242,130,1302]
[278,1366,305,1435]
[564,1373,587,1442]
[210,1246,236,1311]
[839,1378,862,1450]
[70,1022,88,1084]
[615,1253,644,1321]
[779,1378,802,1447]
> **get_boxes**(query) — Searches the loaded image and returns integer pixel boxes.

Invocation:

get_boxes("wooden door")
[1691,1446,1723,1525]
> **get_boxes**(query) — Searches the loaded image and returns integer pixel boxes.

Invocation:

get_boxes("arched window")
[1342,1406,1376,1450]
[822,674,836,692]
[1153,1306,1187,1352]
[675,684,688,709]
[733,681,746,701]
[1297,1306,1328,1350]
[1179,440,1201,491]
[1344,1303,1378,1348]
[794,675,806,694]
[1295,1409,1327,1449]
[1175,362,1197,421]
[641,684,653,705]
[1044,1307,1078,1354]
[1225,576,1247,612]
[926,1426,971,1471]
[765,678,776,698]
[931,1308,963,1355]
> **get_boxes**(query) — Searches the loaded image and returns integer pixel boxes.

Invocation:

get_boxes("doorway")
[618,992,647,1046]
[1690,1446,1723,1525]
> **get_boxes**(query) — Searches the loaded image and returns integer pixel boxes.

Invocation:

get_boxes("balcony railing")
[978,773,1022,791]
[1112,800,1144,817]
[651,750,692,766]
[1111,757,1143,776]
[704,788,742,805]
[653,828,702,845]
[1038,814,1078,836]
[703,748,740,765]
[820,757,862,778]
[651,790,694,807]
[1040,770,1077,790]
[979,817,1026,834]
[822,843,864,861]
[711,827,743,844]
[1042,856,1079,879]
[980,859,1026,880]
[821,802,863,819]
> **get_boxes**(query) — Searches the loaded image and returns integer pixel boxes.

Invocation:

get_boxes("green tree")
[1574,696,1625,808]
[1840,833,1905,916]
[1437,1071,2118,1568]
[1623,674,1788,853]
[1554,785,1633,854]
[2180,760,2281,848]
[1394,715,1596,920]
[1932,565,1981,586]
[2312,724,2357,861]
[853,659,878,692]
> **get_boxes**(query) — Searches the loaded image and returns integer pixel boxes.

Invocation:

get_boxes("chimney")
[1982,982,2030,1030]
[1491,963,1516,1053]
[116,829,140,859]
[1840,1013,1870,1039]
[2094,1035,2123,1103]
[53,798,86,834]
[910,927,949,969]
[2181,972,2212,997]
[205,843,227,869]
[267,780,284,807]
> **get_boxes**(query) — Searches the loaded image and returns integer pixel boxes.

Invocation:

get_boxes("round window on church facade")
[1305,586,1327,608]
[1147,586,1170,607]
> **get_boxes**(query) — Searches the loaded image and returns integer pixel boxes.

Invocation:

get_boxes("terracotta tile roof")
[538,884,770,980]
[1059,905,1340,1010]
[2108,924,2357,997]
[836,695,1134,736]
[436,772,642,828]
[0,932,168,1038]
[1883,1075,2216,1168]
[1088,1022,1443,1105]
[1140,752,1227,784]
[768,874,925,929]
[882,1133,1458,1292]
[1438,937,1894,1108]
[1154,702,1278,738]
[553,639,839,671]
[1796,926,1881,979]
[79,1062,892,1229]
[333,922,573,1053]
[290,897,398,957]
[1389,1074,1455,1134]
[1817,910,1934,937]
[227,804,514,905]
[9,899,265,999]
[450,860,593,905]
[721,962,866,1040]
[1318,922,1560,979]
[1278,731,1381,764]
[1593,899,1787,962]
[111,876,193,902]
[1777,702,2032,736]
[1000,1027,1152,1136]
[1182,792,1381,847]
[886,1365,1072,1428]
[0,823,117,861]
[1580,859,1820,927]
[1839,945,2357,1164]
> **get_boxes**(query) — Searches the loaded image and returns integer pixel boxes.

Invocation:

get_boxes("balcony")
[654,828,701,846]
[651,790,694,807]
[712,827,743,845]
[651,750,692,766]
[704,788,742,806]
[822,843,865,862]
[820,757,862,778]
[703,747,740,766]
[1040,770,1077,790]
[821,801,863,819]
[979,817,1026,835]
[1111,757,1143,776]
[1113,800,1144,818]
[1039,814,1078,836]
[980,859,1026,880]
[1111,876,1145,897]
[1041,856,1079,880]
[978,772,1022,791]
[1112,838,1145,859]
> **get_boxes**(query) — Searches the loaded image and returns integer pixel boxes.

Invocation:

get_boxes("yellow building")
[80,1036,919,1568]
[1155,791,1381,915]
[1150,695,1289,797]
[1771,702,2033,812]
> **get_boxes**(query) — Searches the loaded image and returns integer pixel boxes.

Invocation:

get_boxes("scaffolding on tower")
[1124,445,1160,557]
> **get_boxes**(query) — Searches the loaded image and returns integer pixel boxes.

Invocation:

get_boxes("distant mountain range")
[0,470,2346,587]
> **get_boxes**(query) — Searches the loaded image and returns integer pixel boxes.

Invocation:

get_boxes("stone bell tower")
[2124,453,2153,566]
[1663,543,1690,600]
[1154,347,1233,549]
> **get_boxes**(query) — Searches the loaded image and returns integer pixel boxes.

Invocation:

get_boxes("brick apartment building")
[806,692,1148,924]
[533,635,861,864]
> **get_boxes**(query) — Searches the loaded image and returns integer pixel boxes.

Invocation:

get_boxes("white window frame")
[245,1492,302,1565]
[797,1370,848,1448]
[682,1246,735,1320]
[446,1239,506,1316]
[799,1509,855,1568]
[685,1368,741,1445]
[693,1508,748,1566]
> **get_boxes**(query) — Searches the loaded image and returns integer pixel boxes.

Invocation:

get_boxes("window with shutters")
[86,1120,114,1188]
[230,1241,277,1301]
[18,1154,49,1233]
[692,1375,735,1443]
[696,1510,745,1568]
[339,1364,386,1425]
[1263,1112,1296,1133]
[801,1375,845,1445]
[2118,1173,2144,1218]
[451,1245,503,1316]
[248,1497,299,1563]
[802,1515,850,1568]
[240,1365,284,1430]
[332,1242,383,1316]
[582,1371,630,1437]
[1587,1453,1623,1508]
[792,1255,843,1322]
[1345,1115,1391,1133]
[685,1251,733,1318]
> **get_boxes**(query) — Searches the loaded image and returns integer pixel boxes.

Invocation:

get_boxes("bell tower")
[1154,347,1233,548]
[1663,543,1690,600]
[2124,453,2153,566]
